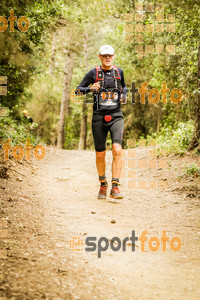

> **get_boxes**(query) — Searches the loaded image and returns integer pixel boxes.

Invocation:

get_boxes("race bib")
[99,89,119,106]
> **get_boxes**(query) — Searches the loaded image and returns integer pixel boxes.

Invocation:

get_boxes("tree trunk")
[57,50,74,149]
[155,104,162,134]
[78,33,88,150]
[188,39,200,152]
[78,100,87,149]
[49,35,56,75]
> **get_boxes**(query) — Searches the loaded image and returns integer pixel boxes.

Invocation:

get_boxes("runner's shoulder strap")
[95,65,122,91]
[112,65,122,91]
[112,65,121,80]
[95,66,104,83]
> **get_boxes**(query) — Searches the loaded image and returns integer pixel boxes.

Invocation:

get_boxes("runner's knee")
[112,144,122,158]
[96,151,106,160]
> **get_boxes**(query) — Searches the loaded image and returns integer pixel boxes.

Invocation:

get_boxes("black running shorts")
[92,112,124,152]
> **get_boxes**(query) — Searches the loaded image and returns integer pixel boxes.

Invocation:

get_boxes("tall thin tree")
[188,39,200,152]
[57,49,74,148]
[78,33,88,150]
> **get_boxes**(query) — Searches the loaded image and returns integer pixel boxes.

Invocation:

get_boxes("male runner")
[76,45,127,199]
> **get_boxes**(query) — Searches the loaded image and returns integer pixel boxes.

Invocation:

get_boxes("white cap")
[99,45,114,55]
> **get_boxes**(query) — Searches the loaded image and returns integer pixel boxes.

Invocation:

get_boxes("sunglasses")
[101,54,113,58]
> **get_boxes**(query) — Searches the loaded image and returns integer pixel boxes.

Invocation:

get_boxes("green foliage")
[0,108,40,147]
[23,71,62,145]
[184,164,200,177]
[156,120,194,154]
[0,0,199,150]
[64,112,81,149]
[0,0,71,111]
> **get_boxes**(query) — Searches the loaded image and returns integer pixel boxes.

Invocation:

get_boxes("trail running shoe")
[110,186,123,199]
[98,182,108,199]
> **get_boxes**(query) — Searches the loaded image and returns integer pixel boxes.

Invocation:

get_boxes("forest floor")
[0,145,200,300]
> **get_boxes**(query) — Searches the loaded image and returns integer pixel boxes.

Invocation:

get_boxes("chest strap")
[95,65,122,91]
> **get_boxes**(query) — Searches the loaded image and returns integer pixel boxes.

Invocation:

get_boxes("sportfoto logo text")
[70,81,182,105]
[0,9,30,32]
[2,138,46,161]
[69,230,181,258]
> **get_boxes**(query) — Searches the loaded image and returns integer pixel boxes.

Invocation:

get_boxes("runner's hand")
[90,82,100,92]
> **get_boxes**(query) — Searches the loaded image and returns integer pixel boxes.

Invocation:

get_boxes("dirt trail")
[0,147,200,299]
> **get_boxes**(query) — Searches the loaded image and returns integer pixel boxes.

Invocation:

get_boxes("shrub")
[155,120,194,154]
[0,107,42,147]
[184,164,200,177]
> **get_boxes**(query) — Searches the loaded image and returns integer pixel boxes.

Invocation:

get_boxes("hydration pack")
[94,65,122,92]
